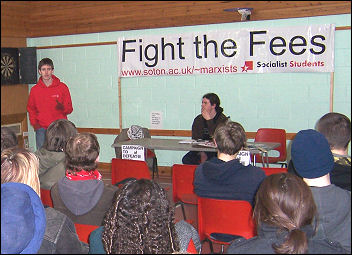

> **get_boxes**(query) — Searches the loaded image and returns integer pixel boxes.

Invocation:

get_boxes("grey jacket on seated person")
[226,223,348,254]
[38,207,89,254]
[35,148,66,190]
[310,185,351,253]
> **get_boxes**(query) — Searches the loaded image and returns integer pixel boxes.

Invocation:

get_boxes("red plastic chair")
[197,197,256,253]
[111,158,151,186]
[172,164,198,221]
[74,223,99,244]
[253,128,287,167]
[261,167,288,176]
[40,188,53,207]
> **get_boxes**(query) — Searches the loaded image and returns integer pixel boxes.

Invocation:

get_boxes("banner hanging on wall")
[117,24,335,77]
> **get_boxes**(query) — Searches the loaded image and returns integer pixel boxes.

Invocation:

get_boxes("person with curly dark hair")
[89,179,201,254]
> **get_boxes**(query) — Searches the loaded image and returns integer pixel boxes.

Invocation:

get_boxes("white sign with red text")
[118,24,334,77]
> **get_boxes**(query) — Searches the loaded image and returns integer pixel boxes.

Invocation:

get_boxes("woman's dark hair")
[102,179,180,254]
[65,132,99,172]
[43,119,77,152]
[253,173,317,254]
[1,127,18,152]
[203,93,223,114]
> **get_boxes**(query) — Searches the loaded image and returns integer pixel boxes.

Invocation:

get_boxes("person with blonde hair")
[227,173,347,254]
[1,147,40,195]
[1,147,88,254]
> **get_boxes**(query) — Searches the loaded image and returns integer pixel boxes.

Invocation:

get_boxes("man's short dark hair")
[65,132,100,172]
[214,121,247,155]
[1,127,18,152]
[316,112,351,150]
[38,58,54,70]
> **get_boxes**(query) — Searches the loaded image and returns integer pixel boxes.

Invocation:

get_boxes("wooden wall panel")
[1,2,30,144]
[1,84,29,115]
[18,1,352,37]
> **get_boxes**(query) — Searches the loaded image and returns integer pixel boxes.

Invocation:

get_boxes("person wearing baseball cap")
[291,129,351,252]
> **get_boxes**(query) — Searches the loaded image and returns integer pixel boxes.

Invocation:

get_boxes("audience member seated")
[1,147,88,253]
[1,182,46,254]
[35,119,78,190]
[227,173,348,254]
[291,129,351,252]
[1,126,18,152]
[51,132,118,226]
[182,92,228,165]
[288,112,351,191]
[194,121,266,205]
[89,179,201,254]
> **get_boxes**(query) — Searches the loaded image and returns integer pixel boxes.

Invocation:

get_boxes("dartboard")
[1,48,19,85]
[1,53,16,79]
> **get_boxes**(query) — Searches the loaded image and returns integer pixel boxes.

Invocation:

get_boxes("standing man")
[27,58,73,150]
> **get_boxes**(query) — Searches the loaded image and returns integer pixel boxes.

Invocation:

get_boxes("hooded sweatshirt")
[35,148,66,190]
[194,157,266,205]
[51,177,118,226]
[310,185,351,253]
[1,182,46,254]
[27,75,73,129]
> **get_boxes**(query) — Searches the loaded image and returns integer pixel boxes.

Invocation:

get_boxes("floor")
[101,172,228,254]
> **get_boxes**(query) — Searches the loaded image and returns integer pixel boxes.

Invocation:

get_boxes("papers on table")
[178,139,217,148]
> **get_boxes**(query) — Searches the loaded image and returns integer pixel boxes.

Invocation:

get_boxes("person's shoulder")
[327,184,351,197]
[246,165,266,177]
[227,236,259,254]
[104,183,119,192]
[309,238,349,254]
[45,207,70,222]
[194,114,203,121]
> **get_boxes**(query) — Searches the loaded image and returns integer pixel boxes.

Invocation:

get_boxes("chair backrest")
[74,223,99,244]
[197,197,256,241]
[254,128,287,163]
[40,188,53,207]
[261,167,288,176]
[172,164,198,204]
[111,158,151,185]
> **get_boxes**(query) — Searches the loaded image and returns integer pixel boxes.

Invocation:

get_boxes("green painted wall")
[27,14,351,165]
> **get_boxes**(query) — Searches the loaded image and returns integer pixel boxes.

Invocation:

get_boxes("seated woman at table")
[194,121,265,206]
[182,92,228,165]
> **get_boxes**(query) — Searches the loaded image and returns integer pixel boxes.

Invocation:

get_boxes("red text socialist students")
[27,58,73,150]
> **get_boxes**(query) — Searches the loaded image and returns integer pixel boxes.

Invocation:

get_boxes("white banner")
[118,24,334,77]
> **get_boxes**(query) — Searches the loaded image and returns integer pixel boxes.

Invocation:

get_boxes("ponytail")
[273,228,308,254]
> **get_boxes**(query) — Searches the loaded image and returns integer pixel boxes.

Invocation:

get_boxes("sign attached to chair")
[122,145,145,161]
[236,150,251,166]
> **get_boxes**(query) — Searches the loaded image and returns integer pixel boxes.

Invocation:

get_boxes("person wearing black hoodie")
[194,121,265,206]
